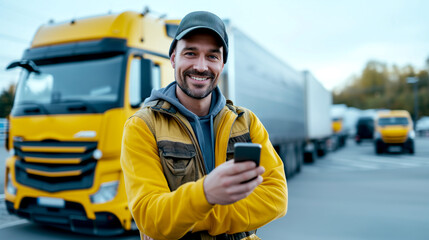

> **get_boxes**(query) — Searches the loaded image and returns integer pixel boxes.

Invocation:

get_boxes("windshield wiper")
[57,99,97,113]
[19,101,50,115]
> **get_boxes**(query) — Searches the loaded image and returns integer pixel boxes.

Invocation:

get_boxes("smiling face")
[171,31,224,100]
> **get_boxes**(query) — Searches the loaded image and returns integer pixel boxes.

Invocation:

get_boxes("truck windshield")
[357,118,374,126]
[14,55,123,113]
[378,117,409,126]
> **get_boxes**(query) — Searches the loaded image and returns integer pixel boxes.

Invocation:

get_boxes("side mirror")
[140,58,154,103]
[6,60,41,73]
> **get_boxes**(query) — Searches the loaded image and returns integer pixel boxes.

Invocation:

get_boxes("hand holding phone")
[234,142,261,166]
[203,143,264,204]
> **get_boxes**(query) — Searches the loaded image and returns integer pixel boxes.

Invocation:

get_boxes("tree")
[0,84,16,118]
[333,60,429,118]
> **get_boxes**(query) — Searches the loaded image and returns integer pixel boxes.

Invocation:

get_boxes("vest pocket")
[162,151,196,176]
[158,141,198,191]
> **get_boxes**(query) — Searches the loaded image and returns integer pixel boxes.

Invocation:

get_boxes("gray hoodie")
[145,82,226,173]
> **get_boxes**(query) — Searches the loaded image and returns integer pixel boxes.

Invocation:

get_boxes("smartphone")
[234,142,261,167]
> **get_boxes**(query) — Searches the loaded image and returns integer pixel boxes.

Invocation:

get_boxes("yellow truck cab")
[332,118,342,134]
[331,117,347,149]
[4,11,177,235]
[374,110,415,154]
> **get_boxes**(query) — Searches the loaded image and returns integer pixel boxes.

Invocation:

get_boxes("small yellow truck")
[374,110,415,154]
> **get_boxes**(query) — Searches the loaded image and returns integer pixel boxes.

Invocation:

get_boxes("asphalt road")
[258,137,429,240]
[1,138,428,239]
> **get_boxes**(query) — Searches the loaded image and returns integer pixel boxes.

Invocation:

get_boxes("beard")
[177,69,217,99]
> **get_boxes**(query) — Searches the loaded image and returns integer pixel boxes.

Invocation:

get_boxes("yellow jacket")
[121,100,287,239]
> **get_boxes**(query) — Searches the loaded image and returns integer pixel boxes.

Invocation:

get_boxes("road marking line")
[0,219,28,230]
[344,161,379,169]
[405,156,429,162]
[356,156,420,167]
[333,154,421,168]
[313,154,425,171]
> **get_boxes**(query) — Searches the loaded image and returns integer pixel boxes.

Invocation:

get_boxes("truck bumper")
[5,155,133,235]
[375,138,414,154]
[5,199,124,236]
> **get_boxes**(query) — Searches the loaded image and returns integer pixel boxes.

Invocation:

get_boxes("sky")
[0,0,428,93]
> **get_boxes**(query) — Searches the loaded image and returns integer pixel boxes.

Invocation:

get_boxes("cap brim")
[176,26,221,40]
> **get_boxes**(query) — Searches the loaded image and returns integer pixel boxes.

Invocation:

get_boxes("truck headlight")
[408,130,415,139]
[93,149,103,160]
[6,172,17,195]
[90,181,119,204]
[374,132,381,139]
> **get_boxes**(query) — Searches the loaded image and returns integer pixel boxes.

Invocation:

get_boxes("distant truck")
[374,110,415,154]
[343,107,362,138]
[331,104,349,149]
[0,118,7,144]
[355,116,375,144]
[302,71,332,162]
[416,116,429,136]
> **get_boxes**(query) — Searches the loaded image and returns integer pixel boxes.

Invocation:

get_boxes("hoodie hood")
[145,82,226,120]
[145,81,227,173]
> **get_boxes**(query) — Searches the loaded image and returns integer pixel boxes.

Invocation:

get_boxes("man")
[121,11,287,240]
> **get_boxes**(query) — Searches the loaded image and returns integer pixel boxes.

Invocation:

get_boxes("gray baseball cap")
[169,11,229,63]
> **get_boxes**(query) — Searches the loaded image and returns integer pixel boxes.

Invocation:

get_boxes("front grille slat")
[15,149,94,164]
[24,157,82,164]
[382,136,407,143]
[14,141,97,192]
[25,168,82,177]
[21,146,88,153]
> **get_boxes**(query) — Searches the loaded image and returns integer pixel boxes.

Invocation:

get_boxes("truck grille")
[382,135,407,143]
[14,141,97,192]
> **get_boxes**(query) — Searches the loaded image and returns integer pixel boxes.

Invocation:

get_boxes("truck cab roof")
[377,110,411,119]
[31,11,177,57]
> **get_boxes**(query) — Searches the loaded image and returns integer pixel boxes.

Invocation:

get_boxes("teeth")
[190,76,208,81]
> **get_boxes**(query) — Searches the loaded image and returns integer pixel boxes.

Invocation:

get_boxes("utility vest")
[134,99,260,240]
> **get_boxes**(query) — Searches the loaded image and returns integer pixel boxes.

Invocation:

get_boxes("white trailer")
[302,71,332,162]
[220,23,306,177]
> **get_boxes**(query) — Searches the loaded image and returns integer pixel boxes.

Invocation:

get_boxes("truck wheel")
[288,143,299,175]
[295,144,303,173]
[317,141,327,157]
[304,149,317,163]
[375,140,384,154]
[408,140,415,154]
[375,146,382,154]
[279,144,296,178]
[375,143,382,154]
